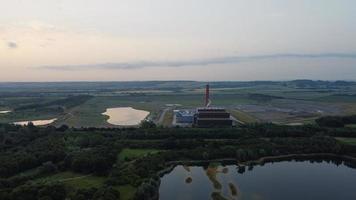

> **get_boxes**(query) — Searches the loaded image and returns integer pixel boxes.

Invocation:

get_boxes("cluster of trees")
[289,80,354,89]
[76,120,356,140]
[248,93,283,102]
[134,177,160,200]
[0,183,120,200]
[0,182,66,200]
[1,122,356,200]
[69,145,119,175]
[0,127,66,178]
[316,115,356,128]
[0,124,122,199]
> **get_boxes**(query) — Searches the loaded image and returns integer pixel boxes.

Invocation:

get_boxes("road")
[156,108,170,125]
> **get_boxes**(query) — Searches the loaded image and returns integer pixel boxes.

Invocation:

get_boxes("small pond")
[102,107,149,126]
[13,118,57,126]
[159,159,356,200]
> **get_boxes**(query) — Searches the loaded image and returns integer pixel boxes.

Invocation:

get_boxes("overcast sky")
[1,0,356,81]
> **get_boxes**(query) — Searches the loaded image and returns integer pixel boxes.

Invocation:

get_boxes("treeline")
[0,182,120,200]
[248,93,284,102]
[74,122,356,140]
[288,80,355,89]
[316,115,356,128]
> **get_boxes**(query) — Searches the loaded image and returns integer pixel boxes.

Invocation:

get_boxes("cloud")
[38,53,356,71]
[7,41,18,49]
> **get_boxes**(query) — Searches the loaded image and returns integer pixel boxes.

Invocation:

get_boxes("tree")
[93,187,120,200]
[38,183,66,200]
[140,120,156,129]
[316,116,344,128]
[39,161,58,175]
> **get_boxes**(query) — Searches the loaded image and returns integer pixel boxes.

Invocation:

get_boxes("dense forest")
[1,120,356,200]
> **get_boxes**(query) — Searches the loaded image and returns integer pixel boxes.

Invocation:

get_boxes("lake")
[13,118,57,126]
[102,107,150,126]
[159,159,356,200]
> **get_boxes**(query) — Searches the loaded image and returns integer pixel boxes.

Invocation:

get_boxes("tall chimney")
[205,84,210,107]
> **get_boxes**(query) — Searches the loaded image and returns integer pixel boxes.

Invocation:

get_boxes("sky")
[1,0,356,81]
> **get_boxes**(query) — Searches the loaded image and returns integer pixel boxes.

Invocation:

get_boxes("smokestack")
[205,84,210,107]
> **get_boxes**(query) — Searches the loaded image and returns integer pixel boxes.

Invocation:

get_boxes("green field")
[115,185,136,200]
[229,109,259,124]
[346,124,356,128]
[33,171,137,199]
[34,171,106,189]
[336,137,356,145]
[1,81,356,127]
[161,110,174,127]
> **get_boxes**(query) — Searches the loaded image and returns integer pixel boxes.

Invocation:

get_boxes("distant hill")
[0,80,355,94]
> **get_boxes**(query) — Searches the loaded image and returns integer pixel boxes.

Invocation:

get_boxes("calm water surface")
[13,118,57,126]
[102,107,149,126]
[159,160,356,200]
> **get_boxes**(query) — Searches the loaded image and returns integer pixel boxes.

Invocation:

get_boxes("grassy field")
[118,148,161,161]
[336,137,356,146]
[229,109,259,124]
[1,81,356,127]
[115,185,136,200]
[34,171,106,189]
[161,110,173,127]
[33,171,136,199]
[346,124,356,128]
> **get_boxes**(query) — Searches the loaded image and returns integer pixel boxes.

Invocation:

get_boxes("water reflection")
[102,107,149,126]
[159,158,356,200]
[185,177,192,184]
[13,118,57,126]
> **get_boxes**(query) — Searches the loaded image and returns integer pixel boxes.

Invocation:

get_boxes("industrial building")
[193,84,232,127]
[173,84,233,127]
[174,110,195,124]
[194,107,232,127]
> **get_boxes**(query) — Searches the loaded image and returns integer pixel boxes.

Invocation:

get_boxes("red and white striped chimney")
[205,84,210,107]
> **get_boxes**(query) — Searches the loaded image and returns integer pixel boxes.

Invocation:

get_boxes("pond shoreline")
[146,153,356,200]
[102,107,150,126]
[240,153,356,166]
[13,118,57,126]
[157,153,356,200]
[165,153,356,167]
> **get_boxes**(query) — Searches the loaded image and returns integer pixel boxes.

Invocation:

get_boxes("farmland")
[1,80,356,127]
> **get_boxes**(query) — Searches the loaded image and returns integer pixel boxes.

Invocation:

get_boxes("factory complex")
[174,84,233,127]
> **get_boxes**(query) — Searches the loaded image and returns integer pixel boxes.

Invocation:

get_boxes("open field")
[33,171,138,199]
[229,109,260,124]
[161,110,174,127]
[1,80,356,127]
[34,172,106,189]
[335,137,356,146]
